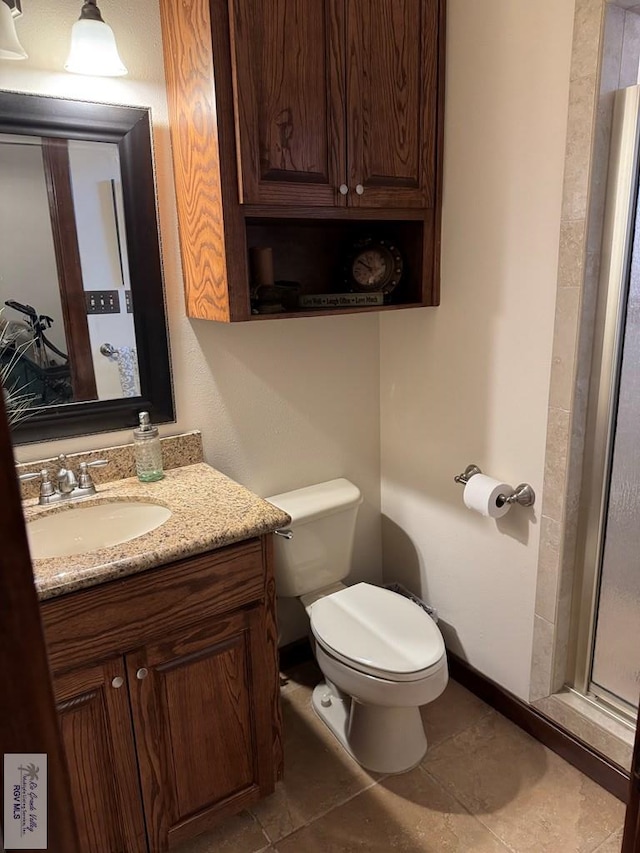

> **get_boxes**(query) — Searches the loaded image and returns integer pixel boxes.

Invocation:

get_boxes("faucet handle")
[20,469,56,502]
[38,469,56,499]
[78,459,109,489]
[85,458,109,469]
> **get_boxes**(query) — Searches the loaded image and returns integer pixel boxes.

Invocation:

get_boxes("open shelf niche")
[245,218,430,320]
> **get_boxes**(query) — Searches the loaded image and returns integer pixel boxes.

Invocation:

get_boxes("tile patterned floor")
[175,662,626,853]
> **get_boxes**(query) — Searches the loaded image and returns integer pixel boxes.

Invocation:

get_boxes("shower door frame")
[570,84,640,720]
[622,718,640,852]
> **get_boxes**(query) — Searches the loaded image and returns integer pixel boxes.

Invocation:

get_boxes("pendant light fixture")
[65,0,127,77]
[0,0,27,60]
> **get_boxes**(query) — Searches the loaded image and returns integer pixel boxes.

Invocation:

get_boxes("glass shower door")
[589,216,640,712]
[583,85,640,716]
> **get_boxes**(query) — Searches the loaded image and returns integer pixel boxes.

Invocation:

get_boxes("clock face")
[347,239,404,294]
[351,248,392,289]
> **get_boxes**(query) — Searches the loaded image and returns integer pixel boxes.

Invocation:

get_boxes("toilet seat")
[309,582,445,683]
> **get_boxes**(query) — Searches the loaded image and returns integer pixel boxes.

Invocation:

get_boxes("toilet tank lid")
[310,583,445,675]
[265,478,362,524]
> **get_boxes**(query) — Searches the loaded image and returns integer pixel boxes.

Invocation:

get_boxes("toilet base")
[311,682,428,774]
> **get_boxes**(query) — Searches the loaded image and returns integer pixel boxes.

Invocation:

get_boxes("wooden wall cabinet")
[42,538,282,853]
[159,0,445,322]
[230,0,438,210]
[230,0,347,207]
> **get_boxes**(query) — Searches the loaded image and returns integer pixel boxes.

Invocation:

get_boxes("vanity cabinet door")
[346,0,440,209]
[229,0,347,206]
[127,606,275,851]
[53,657,148,853]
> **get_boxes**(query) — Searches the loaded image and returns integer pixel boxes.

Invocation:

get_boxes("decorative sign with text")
[299,292,384,309]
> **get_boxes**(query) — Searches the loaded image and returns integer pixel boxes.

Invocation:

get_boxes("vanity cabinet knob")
[111,676,124,689]
[339,184,349,195]
[355,184,364,196]
[136,668,149,681]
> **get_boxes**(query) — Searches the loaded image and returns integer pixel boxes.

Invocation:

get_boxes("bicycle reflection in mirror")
[0,299,73,411]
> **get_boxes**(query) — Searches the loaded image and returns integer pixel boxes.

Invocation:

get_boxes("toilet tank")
[265,479,363,598]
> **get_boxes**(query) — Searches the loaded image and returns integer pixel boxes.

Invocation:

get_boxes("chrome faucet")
[19,456,110,506]
[56,454,78,495]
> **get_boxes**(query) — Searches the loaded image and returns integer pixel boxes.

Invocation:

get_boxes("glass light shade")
[65,18,127,76]
[0,1,27,60]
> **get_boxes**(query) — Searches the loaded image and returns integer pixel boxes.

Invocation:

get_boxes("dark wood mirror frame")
[0,90,174,444]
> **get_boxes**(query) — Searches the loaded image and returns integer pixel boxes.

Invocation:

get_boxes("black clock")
[345,238,404,295]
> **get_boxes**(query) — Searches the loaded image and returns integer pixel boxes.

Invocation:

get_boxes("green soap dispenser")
[134,411,164,482]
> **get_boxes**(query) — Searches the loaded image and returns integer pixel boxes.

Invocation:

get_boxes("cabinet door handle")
[355,184,364,196]
[111,676,124,689]
[136,667,149,680]
[339,184,349,195]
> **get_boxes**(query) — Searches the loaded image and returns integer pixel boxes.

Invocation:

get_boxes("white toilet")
[267,478,448,774]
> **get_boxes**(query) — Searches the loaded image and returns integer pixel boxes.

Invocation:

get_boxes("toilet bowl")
[305,582,447,773]
[267,479,448,774]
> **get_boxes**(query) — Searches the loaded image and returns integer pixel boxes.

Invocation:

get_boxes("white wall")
[1,0,382,643]
[0,138,66,354]
[67,139,138,399]
[2,0,579,681]
[379,0,576,700]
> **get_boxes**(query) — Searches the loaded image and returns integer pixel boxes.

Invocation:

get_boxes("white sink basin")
[27,501,172,560]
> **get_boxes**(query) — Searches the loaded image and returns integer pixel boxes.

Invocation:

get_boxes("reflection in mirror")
[0,91,174,444]
[0,134,141,410]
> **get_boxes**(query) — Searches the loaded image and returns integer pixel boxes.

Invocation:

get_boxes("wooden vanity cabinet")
[158,0,445,322]
[127,605,277,850]
[42,537,282,853]
[53,657,148,853]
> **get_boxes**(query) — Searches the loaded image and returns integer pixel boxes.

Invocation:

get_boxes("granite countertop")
[25,463,291,602]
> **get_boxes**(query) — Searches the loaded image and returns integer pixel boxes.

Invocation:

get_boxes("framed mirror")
[0,90,174,444]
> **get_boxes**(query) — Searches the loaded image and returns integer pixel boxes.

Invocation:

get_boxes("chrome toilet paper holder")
[454,464,535,508]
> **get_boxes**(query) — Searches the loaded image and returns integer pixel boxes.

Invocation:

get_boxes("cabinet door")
[346,0,439,208]
[127,607,275,851]
[53,658,148,853]
[229,0,347,206]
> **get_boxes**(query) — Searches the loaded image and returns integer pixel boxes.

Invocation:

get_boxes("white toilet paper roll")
[463,474,512,518]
